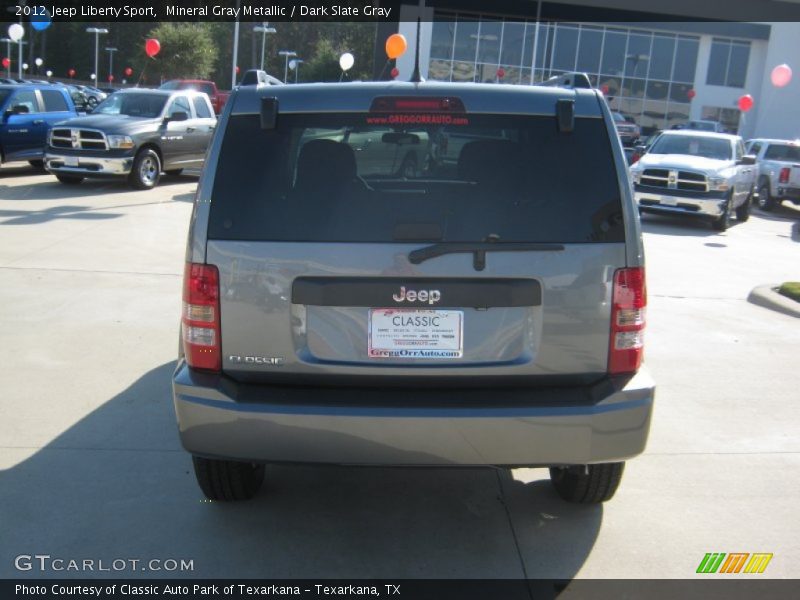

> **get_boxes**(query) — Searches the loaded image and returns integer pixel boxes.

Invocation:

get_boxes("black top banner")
[2,0,800,23]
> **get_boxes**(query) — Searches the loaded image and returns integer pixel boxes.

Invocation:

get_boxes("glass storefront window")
[552,24,579,71]
[601,30,627,76]
[577,26,603,74]
[501,22,526,67]
[649,35,675,81]
[476,20,502,65]
[673,38,699,82]
[431,21,456,60]
[625,33,652,77]
[707,38,750,88]
[453,18,479,62]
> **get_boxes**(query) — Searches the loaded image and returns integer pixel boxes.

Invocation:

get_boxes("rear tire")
[165,168,183,176]
[549,463,625,504]
[55,174,84,185]
[757,182,775,211]
[128,148,161,190]
[735,191,751,222]
[192,456,265,501]
[712,195,733,231]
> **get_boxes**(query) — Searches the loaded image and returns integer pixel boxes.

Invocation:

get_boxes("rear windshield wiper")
[408,236,565,271]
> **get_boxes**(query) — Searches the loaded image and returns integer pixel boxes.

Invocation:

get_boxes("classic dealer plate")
[368,309,463,359]
[64,156,79,167]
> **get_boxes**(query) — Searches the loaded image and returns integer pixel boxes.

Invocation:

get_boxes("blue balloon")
[30,8,51,31]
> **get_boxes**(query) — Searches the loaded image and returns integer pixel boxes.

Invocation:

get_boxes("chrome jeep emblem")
[392,286,441,305]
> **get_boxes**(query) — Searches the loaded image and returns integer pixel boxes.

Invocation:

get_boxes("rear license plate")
[64,156,79,167]
[368,309,463,359]
[660,196,678,206]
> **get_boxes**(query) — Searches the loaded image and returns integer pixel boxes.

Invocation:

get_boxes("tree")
[144,23,216,82]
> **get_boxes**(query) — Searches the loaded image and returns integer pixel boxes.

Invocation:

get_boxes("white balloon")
[46,70,52,77]
[339,52,354,72]
[35,57,43,67]
[289,59,297,70]
[90,73,96,80]
[22,63,28,70]
[8,23,24,42]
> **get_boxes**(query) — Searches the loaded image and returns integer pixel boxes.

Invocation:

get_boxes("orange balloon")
[385,34,407,60]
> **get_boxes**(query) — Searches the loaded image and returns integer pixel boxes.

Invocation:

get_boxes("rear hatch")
[204,92,627,386]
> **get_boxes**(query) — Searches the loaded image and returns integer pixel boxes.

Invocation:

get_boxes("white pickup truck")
[744,138,800,211]
[630,130,756,231]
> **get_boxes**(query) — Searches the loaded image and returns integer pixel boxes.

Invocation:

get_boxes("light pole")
[278,50,296,84]
[86,27,108,87]
[290,58,304,83]
[0,38,11,78]
[105,47,117,84]
[253,23,276,71]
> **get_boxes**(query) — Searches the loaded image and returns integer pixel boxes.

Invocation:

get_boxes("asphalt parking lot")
[1,165,798,580]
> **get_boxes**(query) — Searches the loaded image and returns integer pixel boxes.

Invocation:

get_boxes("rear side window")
[10,90,38,113]
[192,96,212,119]
[764,144,800,161]
[208,112,624,244]
[41,89,69,112]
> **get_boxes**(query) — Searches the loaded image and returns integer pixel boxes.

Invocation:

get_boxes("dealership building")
[386,0,800,139]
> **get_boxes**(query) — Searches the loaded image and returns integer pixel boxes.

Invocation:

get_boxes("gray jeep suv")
[173,74,654,504]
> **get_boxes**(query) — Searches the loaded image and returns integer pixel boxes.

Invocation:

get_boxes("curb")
[747,285,800,318]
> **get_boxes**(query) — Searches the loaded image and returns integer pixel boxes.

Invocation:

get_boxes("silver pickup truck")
[744,138,800,211]
[630,130,756,231]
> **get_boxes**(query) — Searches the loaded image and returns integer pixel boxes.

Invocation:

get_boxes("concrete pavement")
[1,166,798,579]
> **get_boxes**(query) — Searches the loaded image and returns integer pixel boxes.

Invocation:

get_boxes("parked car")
[611,111,640,146]
[44,88,216,189]
[172,71,654,505]
[630,130,756,230]
[0,83,78,169]
[744,138,800,211]
[159,79,230,114]
[629,130,662,164]
[73,84,107,107]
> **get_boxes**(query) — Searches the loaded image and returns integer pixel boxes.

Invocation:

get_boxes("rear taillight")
[182,263,221,372]
[779,167,790,184]
[609,267,646,376]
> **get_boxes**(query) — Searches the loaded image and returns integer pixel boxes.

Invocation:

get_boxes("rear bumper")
[172,362,655,467]
[776,186,800,201]
[45,152,133,177]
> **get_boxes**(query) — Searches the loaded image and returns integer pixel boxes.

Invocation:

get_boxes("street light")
[86,27,108,87]
[253,22,276,71]
[105,47,117,84]
[0,37,12,78]
[289,58,304,83]
[278,50,296,84]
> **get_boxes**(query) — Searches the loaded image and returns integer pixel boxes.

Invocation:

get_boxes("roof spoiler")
[536,72,593,90]
[240,69,284,87]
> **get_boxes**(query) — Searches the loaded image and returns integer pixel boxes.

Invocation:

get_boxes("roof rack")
[239,69,284,87]
[536,72,593,90]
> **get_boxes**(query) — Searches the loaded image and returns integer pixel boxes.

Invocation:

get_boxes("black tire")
[87,96,98,108]
[735,191,752,222]
[757,181,775,212]
[29,159,45,170]
[165,168,184,176]
[712,194,733,231]
[128,148,161,190]
[55,174,84,185]
[549,463,625,504]
[192,456,265,501]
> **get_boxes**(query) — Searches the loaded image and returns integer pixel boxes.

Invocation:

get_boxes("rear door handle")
[33,119,44,125]
[186,127,196,133]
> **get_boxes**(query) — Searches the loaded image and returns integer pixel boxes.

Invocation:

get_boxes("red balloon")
[235,66,240,74]
[124,67,133,77]
[390,67,399,78]
[738,94,754,112]
[496,67,505,79]
[600,84,609,95]
[1,57,9,69]
[68,68,76,77]
[145,38,161,58]
[687,88,696,100]
[108,74,114,82]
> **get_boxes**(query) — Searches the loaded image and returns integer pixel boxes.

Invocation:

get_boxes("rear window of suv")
[208,112,624,244]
